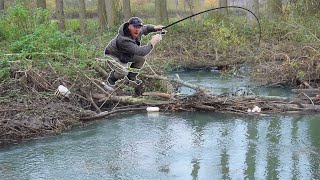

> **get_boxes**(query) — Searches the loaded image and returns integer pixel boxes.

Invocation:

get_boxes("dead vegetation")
[1,44,320,145]
[253,45,320,88]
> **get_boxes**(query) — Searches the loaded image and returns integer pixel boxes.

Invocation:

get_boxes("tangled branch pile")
[2,46,320,145]
[253,46,320,87]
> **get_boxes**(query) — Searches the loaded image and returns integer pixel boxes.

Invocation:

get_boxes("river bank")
[1,4,320,145]
[2,60,320,146]
[1,41,319,145]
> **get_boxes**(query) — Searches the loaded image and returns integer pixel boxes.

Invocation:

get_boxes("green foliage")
[203,18,235,48]
[122,86,135,94]
[0,4,51,41]
[0,3,75,53]
[0,58,10,81]
[1,3,33,40]
[10,25,73,53]
[297,70,305,81]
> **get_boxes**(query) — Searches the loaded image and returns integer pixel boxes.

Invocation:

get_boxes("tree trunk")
[155,0,161,22]
[105,0,118,28]
[98,0,107,30]
[56,0,65,31]
[79,0,86,35]
[155,0,168,23]
[160,0,168,23]
[195,0,201,12]
[268,0,282,17]
[123,0,131,21]
[219,0,228,7]
[37,0,46,9]
[247,0,258,25]
[194,0,202,19]
[22,0,32,9]
[0,0,5,12]
[219,0,228,13]
[253,0,259,17]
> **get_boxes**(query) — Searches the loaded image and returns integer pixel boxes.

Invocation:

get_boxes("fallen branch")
[292,88,320,96]
[142,92,172,99]
[80,107,148,121]
[92,93,174,105]
[110,96,173,105]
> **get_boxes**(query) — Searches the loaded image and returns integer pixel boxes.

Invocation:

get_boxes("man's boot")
[127,72,142,85]
[107,71,118,86]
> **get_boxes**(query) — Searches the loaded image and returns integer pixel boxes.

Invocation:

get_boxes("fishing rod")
[161,6,262,46]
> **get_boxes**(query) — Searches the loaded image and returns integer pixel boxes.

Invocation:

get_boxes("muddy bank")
[0,81,94,145]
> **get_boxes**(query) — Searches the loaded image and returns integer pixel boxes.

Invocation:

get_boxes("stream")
[0,70,319,179]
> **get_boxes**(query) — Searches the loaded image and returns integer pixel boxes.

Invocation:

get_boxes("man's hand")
[150,34,162,46]
[154,25,164,31]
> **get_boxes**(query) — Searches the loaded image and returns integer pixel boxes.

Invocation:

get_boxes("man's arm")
[121,39,153,56]
[121,34,162,56]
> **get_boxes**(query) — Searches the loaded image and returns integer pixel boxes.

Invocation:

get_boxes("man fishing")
[104,17,163,86]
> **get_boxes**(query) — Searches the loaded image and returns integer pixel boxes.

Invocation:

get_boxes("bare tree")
[195,0,201,13]
[247,0,259,25]
[105,0,117,28]
[37,0,46,9]
[123,0,132,21]
[22,0,32,9]
[253,0,259,17]
[268,0,282,17]
[219,0,228,7]
[155,0,168,23]
[219,0,228,13]
[0,0,4,12]
[56,0,65,31]
[247,0,254,24]
[98,0,107,30]
[79,0,86,35]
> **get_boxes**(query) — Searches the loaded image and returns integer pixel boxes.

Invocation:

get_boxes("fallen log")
[142,92,172,99]
[80,107,148,121]
[292,89,320,96]
[92,93,174,105]
[273,103,320,112]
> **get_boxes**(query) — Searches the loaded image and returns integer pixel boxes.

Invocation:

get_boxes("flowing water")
[0,71,319,180]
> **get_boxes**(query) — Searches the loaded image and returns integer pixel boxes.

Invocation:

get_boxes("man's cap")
[128,17,143,26]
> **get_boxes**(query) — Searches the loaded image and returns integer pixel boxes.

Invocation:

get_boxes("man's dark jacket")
[105,22,157,63]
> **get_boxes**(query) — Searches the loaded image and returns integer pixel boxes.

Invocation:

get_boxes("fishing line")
[162,6,262,46]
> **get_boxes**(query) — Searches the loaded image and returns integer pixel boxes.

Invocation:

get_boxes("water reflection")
[0,112,319,179]
[171,70,293,97]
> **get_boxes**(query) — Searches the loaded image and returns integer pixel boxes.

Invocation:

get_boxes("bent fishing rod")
[161,6,262,46]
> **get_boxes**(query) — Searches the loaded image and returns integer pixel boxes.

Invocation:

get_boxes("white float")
[146,107,160,112]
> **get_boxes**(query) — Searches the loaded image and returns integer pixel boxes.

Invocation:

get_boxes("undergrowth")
[0,3,319,86]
